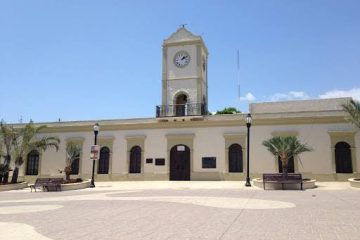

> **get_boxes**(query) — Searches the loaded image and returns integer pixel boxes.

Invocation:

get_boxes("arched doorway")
[278,156,295,173]
[26,150,40,175]
[170,145,190,180]
[229,144,243,172]
[129,146,141,174]
[175,94,187,116]
[71,153,80,175]
[335,142,352,173]
[98,147,110,174]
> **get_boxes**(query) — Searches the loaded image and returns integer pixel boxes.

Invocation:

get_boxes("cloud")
[239,92,256,102]
[269,91,310,102]
[318,88,360,101]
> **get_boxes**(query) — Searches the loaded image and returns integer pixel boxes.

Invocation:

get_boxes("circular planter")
[253,178,316,190]
[0,182,28,192]
[348,178,360,188]
[60,179,91,191]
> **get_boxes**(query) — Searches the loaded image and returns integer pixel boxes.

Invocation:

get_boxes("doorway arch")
[278,156,295,173]
[129,146,142,174]
[174,93,188,116]
[335,141,352,173]
[170,145,190,180]
[228,144,243,172]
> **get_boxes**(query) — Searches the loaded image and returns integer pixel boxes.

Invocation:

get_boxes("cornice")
[30,111,349,134]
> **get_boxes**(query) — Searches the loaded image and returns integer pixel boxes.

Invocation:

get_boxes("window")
[98,147,110,174]
[229,144,243,172]
[71,154,80,175]
[202,157,216,168]
[26,150,39,175]
[129,146,141,173]
[335,141,352,173]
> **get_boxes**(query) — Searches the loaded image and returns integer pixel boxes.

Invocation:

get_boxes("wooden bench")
[30,178,64,192]
[263,173,303,190]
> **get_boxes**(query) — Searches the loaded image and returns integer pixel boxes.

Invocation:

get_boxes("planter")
[253,178,316,190]
[60,179,91,191]
[348,178,360,188]
[0,182,28,192]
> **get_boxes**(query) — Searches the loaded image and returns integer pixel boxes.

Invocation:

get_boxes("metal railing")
[156,103,206,118]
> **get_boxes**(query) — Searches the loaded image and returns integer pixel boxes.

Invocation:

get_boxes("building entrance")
[170,145,190,180]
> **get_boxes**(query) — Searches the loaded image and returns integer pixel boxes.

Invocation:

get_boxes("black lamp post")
[90,123,99,188]
[245,113,252,187]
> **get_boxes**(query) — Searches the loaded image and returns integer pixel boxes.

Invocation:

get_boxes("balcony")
[156,103,206,118]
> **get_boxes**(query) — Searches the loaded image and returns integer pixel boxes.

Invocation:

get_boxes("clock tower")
[156,27,208,118]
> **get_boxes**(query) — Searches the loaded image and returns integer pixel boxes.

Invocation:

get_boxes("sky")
[1,0,359,123]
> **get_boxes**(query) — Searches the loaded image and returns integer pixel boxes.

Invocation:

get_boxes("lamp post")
[245,113,252,187]
[90,123,99,188]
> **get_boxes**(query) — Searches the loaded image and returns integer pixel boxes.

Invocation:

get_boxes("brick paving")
[0,181,359,240]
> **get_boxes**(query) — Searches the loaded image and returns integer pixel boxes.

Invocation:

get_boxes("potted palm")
[342,99,360,187]
[10,122,60,184]
[64,142,82,182]
[262,136,312,176]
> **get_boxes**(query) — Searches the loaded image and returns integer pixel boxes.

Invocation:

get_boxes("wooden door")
[170,145,190,180]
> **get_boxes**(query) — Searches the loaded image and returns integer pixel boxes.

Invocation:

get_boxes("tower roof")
[163,27,208,53]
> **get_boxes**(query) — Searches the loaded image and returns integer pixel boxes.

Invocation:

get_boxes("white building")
[19,27,359,182]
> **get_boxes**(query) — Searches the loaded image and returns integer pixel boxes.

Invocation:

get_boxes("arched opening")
[229,144,243,172]
[129,146,141,173]
[335,141,352,173]
[26,150,39,175]
[175,93,187,116]
[170,145,190,180]
[71,154,80,175]
[278,156,295,173]
[98,147,110,174]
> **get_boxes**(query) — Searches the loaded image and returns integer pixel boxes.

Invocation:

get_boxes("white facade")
[13,28,359,182]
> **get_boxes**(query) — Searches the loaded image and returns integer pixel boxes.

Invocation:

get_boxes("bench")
[30,178,64,192]
[263,173,303,190]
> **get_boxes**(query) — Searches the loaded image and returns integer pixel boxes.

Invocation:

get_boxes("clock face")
[174,51,190,68]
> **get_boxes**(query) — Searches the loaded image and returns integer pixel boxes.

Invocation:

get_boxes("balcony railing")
[156,103,206,118]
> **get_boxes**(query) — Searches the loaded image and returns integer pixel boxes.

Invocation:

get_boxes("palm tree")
[0,122,16,183]
[342,99,360,129]
[262,136,312,176]
[10,122,60,183]
[65,142,82,180]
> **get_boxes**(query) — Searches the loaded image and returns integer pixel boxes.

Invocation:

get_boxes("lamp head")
[93,123,99,133]
[246,113,252,127]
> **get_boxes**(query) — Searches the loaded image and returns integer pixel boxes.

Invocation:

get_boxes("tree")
[64,142,82,181]
[342,99,360,129]
[215,107,241,115]
[10,122,60,183]
[0,122,16,183]
[262,136,312,176]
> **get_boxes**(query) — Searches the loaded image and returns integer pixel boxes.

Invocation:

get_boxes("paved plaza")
[0,181,360,240]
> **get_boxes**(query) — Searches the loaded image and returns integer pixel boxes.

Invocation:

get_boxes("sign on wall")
[177,145,185,151]
[90,145,100,160]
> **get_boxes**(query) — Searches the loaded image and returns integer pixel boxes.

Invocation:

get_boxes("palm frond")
[342,99,360,128]
[9,122,60,166]
[66,142,82,166]
[262,136,312,170]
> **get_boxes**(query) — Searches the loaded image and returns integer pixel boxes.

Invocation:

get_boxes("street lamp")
[245,113,252,187]
[90,123,99,188]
